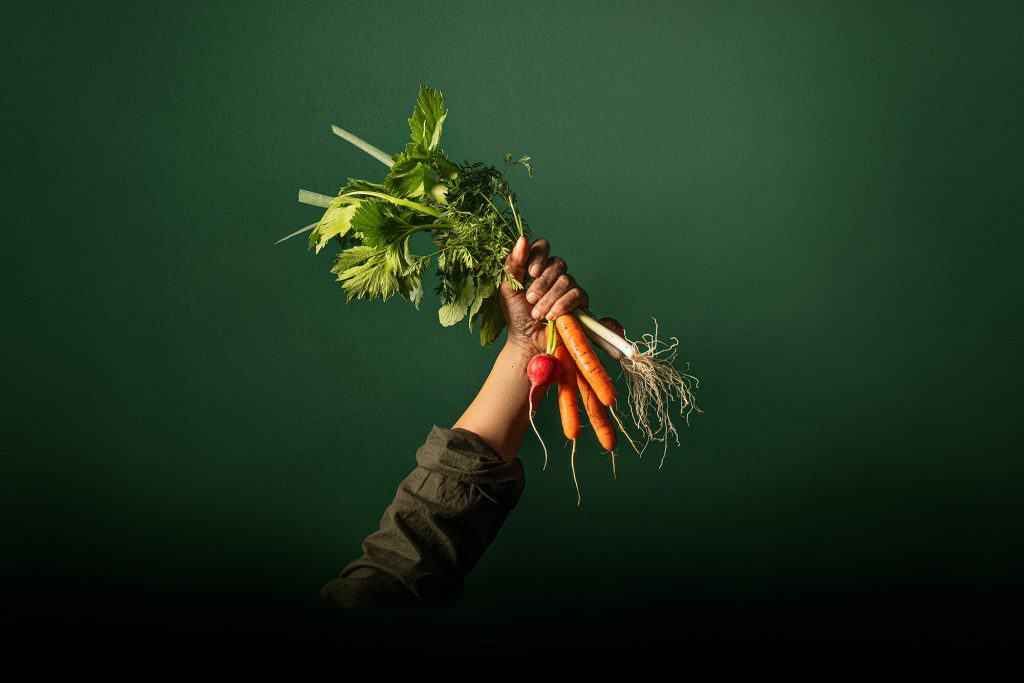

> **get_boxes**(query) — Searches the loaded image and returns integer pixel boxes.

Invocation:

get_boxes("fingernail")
[531,307,541,319]
[525,291,538,304]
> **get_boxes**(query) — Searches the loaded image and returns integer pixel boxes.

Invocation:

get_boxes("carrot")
[554,344,582,504]
[556,314,617,407]
[553,345,581,441]
[576,315,641,455]
[577,372,618,478]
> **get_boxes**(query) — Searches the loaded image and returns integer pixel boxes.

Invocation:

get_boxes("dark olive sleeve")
[321,426,525,608]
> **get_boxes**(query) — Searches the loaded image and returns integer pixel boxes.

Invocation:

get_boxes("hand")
[498,236,590,354]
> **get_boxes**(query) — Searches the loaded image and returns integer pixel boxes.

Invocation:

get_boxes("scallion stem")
[330,124,395,168]
[275,222,318,245]
[297,189,335,208]
[573,309,635,358]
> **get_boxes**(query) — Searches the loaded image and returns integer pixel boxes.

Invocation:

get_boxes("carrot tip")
[570,440,580,507]
[610,405,642,456]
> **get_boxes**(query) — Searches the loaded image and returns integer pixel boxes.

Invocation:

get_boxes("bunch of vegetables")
[279,86,700,501]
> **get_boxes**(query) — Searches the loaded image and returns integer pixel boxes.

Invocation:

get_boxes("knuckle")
[556,274,572,288]
[551,257,566,270]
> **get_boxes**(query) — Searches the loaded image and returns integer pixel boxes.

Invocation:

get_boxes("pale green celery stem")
[276,192,442,244]
[331,124,395,168]
[572,309,635,359]
[343,191,442,217]
[298,189,335,208]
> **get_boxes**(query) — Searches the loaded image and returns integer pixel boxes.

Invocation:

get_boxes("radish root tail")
[528,387,549,470]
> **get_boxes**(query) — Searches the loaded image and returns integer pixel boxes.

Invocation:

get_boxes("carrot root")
[609,405,642,456]
[570,439,580,507]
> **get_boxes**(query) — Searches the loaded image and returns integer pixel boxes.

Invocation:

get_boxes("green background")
[3,0,1022,667]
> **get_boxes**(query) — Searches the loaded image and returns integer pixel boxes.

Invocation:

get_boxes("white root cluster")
[573,310,701,467]
[619,319,702,467]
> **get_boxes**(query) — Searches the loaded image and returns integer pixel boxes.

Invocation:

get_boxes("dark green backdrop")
[3,0,1021,671]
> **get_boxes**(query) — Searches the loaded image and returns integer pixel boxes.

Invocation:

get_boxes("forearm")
[453,340,535,461]
[321,427,525,607]
[321,236,590,608]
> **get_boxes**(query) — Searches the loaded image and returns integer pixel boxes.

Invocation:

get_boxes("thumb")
[503,236,529,289]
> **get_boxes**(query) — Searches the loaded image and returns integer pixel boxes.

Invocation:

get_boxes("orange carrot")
[554,343,583,504]
[560,314,642,456]
[578,372,617,455]
[556,314,617,407]
[554,345,581,441]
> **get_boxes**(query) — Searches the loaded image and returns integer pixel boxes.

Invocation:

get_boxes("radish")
[283,85,702,468]
[527,322,562,469]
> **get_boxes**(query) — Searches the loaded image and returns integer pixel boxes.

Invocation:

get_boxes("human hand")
[498,236,590,354]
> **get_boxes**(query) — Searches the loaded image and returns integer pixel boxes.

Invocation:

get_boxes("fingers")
[503,236,529,287]
[519,237,589,319]
[546,286,589,321]
[525,256,566,304]
[532,272,573,317]
[527,239,550,278]
[532,274,589,321]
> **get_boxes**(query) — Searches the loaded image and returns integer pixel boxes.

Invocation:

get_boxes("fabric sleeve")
[321,426,526,608]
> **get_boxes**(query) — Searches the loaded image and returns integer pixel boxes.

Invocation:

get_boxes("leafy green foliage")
[409,86,446,153]
[476,294,506,346]
[504,153,533,177]
[385,147,432,197]
[298,86,533,344]
[308,200,357,253]
[349,201,400,248]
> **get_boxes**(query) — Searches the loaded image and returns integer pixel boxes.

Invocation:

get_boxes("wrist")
[502,336,537,363]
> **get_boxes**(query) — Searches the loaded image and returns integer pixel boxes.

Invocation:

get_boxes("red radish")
[528,353,561,389]
[526,321,562,470]
[527,352,560,470]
